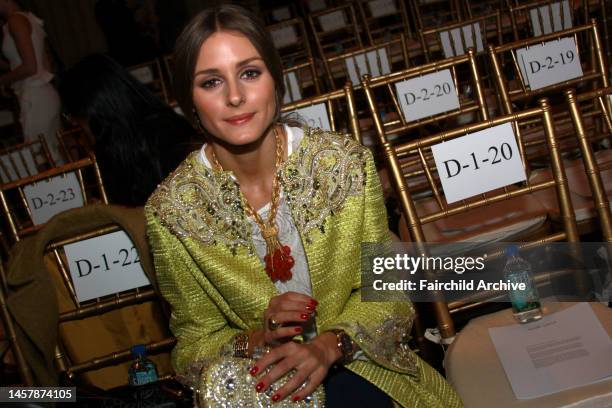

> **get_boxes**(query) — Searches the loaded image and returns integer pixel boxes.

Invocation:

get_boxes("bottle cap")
[505,245,519,257]
[131,344,146,357]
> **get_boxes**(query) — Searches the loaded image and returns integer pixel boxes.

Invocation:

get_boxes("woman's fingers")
[265,325,304,343]
[251,342,329,402]
[291,367,327,402]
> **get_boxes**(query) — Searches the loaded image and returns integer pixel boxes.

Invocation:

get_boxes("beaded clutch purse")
[179,356,326,408]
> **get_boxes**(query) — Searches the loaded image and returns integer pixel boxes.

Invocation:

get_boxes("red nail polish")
[255,382,265,392]
[294,326,302,333]
[300,313,309,320]
[305,305,314,312]
[309,299,318,306]
[272,394,281,402]
[292,396,301,402]
[250,366,259,376]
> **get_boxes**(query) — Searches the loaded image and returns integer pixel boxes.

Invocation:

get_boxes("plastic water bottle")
[503,246,543,323]
[128,344,158,386]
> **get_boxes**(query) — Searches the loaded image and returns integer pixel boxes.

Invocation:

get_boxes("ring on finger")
[268,318,282,331]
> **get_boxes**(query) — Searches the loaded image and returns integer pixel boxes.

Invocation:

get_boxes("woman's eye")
[242,69,261,80]
[200,78,221,89]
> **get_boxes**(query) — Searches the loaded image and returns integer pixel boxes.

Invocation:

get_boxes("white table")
[445,302,612,408]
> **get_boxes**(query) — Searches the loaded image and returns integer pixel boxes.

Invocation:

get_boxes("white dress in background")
[2,11,63,164]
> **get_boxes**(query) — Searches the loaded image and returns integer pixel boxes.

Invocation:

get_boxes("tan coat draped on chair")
[5,204,162,386]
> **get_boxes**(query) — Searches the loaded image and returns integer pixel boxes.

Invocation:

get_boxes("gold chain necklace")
[209,127,295,282]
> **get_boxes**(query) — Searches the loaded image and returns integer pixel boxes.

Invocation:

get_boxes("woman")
[145,4,462,407]
[0,0,62,163]
[59,54,197,206]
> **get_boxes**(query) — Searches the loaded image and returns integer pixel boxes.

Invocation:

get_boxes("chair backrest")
[56,127,94,163]
[377,99,579,339]
[322,34,410,90]
[489,20,609,112]
[419,11,502,62]
[268,18,315,68]
[44,222,174,389]
[409,0,463,31]
[281,82,361,143]
[0,156,107,243]
[282,58,322,104]
[565,86,612,241]
[508,0,577,40]
[355,0,413,44]
[0,136,55,184]
[308,4,364,60]
[362,48,490,143]
[127,59,169,104]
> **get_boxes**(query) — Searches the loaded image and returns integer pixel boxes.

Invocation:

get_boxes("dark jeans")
[324,366,394,407]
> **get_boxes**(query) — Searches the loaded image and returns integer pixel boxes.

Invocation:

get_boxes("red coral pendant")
[264,245,295,282]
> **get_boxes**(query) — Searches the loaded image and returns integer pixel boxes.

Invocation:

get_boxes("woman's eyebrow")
[194,57,263,77]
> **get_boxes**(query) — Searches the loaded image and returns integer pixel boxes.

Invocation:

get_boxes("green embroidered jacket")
[145,128,462,407]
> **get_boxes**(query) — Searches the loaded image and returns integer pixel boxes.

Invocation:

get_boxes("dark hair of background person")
[58,53,198,206]
[173,4,286,131]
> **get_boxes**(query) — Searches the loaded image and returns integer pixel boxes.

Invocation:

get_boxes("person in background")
[0,0,63,163]
[146,5,462,407]
[59,54,197,206]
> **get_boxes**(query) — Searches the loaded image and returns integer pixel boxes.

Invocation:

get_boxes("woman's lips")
[224,112,255,125]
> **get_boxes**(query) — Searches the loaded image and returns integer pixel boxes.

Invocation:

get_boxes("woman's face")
[192,30,276,147]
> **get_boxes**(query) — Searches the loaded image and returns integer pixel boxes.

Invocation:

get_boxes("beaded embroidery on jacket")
[147,127,368,254]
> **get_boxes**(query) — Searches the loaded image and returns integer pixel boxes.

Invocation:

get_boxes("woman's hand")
[251,332,342,402]
[261,291,318,345]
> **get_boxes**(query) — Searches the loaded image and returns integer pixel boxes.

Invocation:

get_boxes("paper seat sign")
[431,122,526,204]
[395,69,460,122]
[22,172,85,225]
[286,103,331,131]
[64,230,151,302]
[529,0,572,37]
[516,37,582,90]
[271,26,298,48]
[345,48,391,86]
[319,10,346,32]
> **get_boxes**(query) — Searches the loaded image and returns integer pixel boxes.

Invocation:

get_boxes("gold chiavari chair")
[355,0,413,45]
[127,59,169,105]
[507,0,579,41]
[0,156,107,243]
[282,58,322,105]
[321,34,411,91]
[529,87,612,240]
[582,0,612,62]
[489,20,609,162]
[267,17,315,68]
[409,0,463,31]
[368,97,579,340]
[45,220,175,390]
[0,136,55,184]
[419,11,503,62]
[281,82,361,143]
[308,4,364,61]
[362,48,491,147]
[57,126,94,163]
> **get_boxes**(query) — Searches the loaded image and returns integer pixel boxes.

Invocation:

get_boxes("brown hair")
[173,4,285,128]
